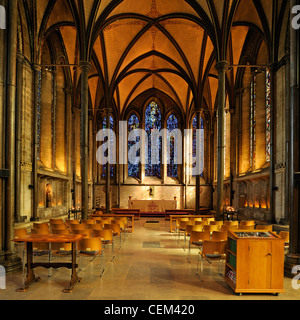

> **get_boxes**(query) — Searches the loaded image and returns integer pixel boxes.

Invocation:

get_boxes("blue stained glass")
[128,114,140,178]
[167,114,179,178]
[145,101,162,177]
[193,115,204,177]
[102,116,114,178]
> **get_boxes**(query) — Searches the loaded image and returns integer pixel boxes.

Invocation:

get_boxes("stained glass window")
[250,74,256,167]
[167,114,179,178]
[128,114,140,178]
[102,115,114,178]
[192,115,204,177]
[266,70,271,162]
[145,101,162,177]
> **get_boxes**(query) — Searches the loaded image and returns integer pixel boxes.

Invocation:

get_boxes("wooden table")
[169,215,214,233]
[90,214,135,232]
[13,234,85,293]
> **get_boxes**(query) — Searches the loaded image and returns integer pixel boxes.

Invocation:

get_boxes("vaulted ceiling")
[18,0,289,120]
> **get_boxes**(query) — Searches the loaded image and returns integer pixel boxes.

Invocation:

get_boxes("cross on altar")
[147,201,158,212]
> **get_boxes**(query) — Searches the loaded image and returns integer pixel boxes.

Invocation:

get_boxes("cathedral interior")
[0,0,299,301]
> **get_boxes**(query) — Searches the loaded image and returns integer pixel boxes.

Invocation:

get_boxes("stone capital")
[215,60,228,73]
[79,60,92,73]
[32,63,42,73]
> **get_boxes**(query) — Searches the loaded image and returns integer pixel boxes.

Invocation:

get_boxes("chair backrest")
[185,224,194,235]
[78,237,102,253]
[111,224,121,233]
[190,231,210,243]
[192,224,204,232]
[256,225,273,232]
[50,219,64,225]
[31,228,50,235]
[51,228,71,235]
[14,228,28,239]
[33,222,49,230]
[51,242,72,251]
[240,220,255,226]
[50,223,67,230]
[203,217,215,224]
[72,228,93,238]
[202,240,227,255]
[203,224,220,233]
[210,221,223,227]
[81,219,96,225]
[93,229,113,242]
[212,231,228,241]
[191,218,203,223]
[71,224,86,231]
[104,224,113,230]
[224,221,239,227]
[66,219,80,226]
[179,221,191,229]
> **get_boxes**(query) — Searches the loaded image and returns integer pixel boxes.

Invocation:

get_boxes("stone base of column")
[1,251,22,274]
[284,254,300,278]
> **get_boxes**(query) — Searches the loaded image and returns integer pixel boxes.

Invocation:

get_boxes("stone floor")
[0,218,299,301]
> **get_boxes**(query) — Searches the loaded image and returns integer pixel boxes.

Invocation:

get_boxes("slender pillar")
[79,61,91,220]
[285,0,300,276]
[32,63,41,222]
[104,107,112,214]
[0,0,6,263]
[195,108,202,214]
[15,53,25,223]
[4,0,21,272]
[215,61,228,220]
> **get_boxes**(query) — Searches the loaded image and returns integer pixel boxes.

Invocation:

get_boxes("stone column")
[79,61,91,220]
[104,107,112,214]
[15,52,25,223]
[32,63,41,222]
[285,0,300,277]
[92,123,97,209]
[4,0,22,272]
[0,0,6,264]
[215,61,228,220]
[195,108,202,214]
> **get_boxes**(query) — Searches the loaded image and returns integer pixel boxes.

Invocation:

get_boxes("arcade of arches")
[0,0,299,279]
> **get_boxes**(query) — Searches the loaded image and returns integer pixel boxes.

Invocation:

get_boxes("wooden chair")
[93,229,114,252]
[203,224,220,233]
[178,220,193,237]
[224,221,239,227]
[71,228,93,239]
[33,222,49,230]
[192,224,204,232]
[203,217,215,224]
[240,220,255,226]
[210,221,223,228]
[51,228,71,235]
[175,218,190,233]
[212,231,228,241]
[256,225,273,232]
[87,224,103,231]
[81,219,96,225]
[197,240,227,280]
[77,237,104,277]
[70,224,86,231]
[189,231,210,251]
[50,219,64,225]
[50,223,67,231]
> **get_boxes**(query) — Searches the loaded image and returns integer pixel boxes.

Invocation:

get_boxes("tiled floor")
[0,218,299,301]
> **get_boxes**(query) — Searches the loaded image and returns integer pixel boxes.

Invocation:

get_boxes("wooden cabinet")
[225,230,285,295]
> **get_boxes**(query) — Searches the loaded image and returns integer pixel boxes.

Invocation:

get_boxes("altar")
[128,199,177,213]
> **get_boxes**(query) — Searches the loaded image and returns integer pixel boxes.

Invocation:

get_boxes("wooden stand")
[225,230,285,296]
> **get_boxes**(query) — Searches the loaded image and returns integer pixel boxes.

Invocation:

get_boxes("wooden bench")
[165,209,195,220]
[111,208,141,220]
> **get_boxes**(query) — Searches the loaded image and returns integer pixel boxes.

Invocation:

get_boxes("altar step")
[140,212,165,218]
